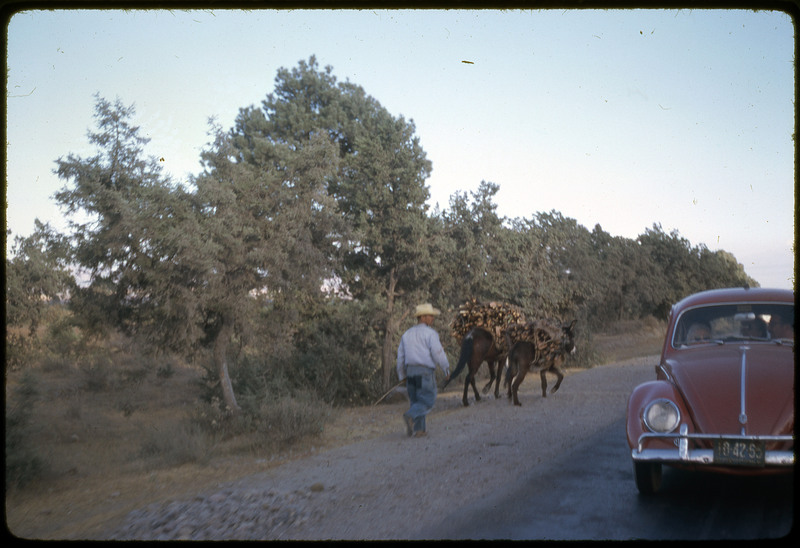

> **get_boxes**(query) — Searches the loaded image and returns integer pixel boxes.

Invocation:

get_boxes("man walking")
[396,303,450,437]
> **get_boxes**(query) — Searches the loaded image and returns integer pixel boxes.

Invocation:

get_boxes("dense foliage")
[6,57,757,410]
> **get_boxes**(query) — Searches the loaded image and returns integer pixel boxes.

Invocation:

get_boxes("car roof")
[672,287,795,313]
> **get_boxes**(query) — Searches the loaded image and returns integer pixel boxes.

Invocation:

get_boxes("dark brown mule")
[442,327,506,406]
[504,320,577,406]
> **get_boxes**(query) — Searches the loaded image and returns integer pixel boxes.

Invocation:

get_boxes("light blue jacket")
[396,323,450,380]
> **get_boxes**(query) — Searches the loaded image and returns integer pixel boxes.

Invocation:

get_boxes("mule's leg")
[505,358,516,400]
[511,366,528,406]
[550,366,564,394]
[462,375,471,406]
[481,360,496,395]
[493,358,504,399]
[540,369,548,398]
[469,368,481,403]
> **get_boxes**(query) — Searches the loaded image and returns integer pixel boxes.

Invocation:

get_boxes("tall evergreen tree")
[53,95,190,339]
[53,95,344,412]
[233,57,434,389]
[191,123,344,410]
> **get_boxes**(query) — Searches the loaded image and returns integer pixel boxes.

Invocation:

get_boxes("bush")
[78,355,111,392]
[190,396,236,438]
[43,314,81,356]
[39,352,73,373]
[116,393,139,417]
[253,391,331,446]
[569,340,603,369]
[5,370,46,489]
[155,356,177,379]
[5,331,32,371]
[191,390,331,452]
[289,299,383,405]
[136,421,211,468]
[5,444,45,490]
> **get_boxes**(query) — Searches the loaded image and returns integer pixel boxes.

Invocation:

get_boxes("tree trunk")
[213,318,241,413]
[381,267,400,391]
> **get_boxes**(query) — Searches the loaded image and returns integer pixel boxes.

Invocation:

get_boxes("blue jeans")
[404,365,437,433]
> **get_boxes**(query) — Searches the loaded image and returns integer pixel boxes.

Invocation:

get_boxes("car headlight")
[643,399,681,433]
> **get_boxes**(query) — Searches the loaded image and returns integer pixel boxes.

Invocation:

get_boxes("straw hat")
[414,303,441,317]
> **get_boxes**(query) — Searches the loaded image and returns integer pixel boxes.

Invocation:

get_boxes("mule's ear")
[567,319,577,330]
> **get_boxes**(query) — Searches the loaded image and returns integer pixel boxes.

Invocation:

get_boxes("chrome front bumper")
[632,424,795,466]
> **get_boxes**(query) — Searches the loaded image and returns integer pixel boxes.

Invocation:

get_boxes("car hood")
[666,344,794,436]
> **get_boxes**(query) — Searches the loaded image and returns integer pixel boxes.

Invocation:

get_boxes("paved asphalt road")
[419,417,794,540]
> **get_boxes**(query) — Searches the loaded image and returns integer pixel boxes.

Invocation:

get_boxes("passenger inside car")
[768,310,794,340]
[685,322,712,344]
[740,316,768,339]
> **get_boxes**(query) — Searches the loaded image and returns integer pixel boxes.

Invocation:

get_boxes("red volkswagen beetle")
[626,287,794,494]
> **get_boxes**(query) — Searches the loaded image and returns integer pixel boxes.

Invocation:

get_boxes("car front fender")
[626,380,694,450]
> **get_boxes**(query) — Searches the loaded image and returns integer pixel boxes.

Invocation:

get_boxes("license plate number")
[713,439,765,466]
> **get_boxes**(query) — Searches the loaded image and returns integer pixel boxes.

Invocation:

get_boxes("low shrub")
[43,314,82,356]
[78,356,111,392]
[191,390,332,452]
[39,352,73,373]
[5,331,32,371]
[5,370,46,489]
[5,443,45,490]
[254,391,331,446]
[136,420,211,468]
[155,356,177,379]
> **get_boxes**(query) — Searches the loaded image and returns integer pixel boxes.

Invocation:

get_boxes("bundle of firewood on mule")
[445,299,527,406]
[450,298,526,350]
[503,318,578,406]
[503,319,563,357]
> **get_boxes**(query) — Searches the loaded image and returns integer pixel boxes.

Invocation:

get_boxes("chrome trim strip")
[635,430,794,466]
[632,448,795,466]
[678,424,689,460]
[637,431,794,450]
[739,345,749,434]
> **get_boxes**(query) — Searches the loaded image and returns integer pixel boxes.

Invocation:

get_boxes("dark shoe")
[413,430,427,438]
[403,415,414,437]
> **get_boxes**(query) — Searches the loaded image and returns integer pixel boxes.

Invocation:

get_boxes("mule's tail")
[504,347,518,387]
[503,331,514,387]
[504,355,513,387]
[442,332,474,389]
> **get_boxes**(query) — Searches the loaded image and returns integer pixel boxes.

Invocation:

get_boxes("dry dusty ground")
[9,358,661,540]
[7,324,663,540]
[232,356,662,540]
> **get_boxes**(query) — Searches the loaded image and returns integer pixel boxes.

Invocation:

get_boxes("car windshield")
[672,302,794,348]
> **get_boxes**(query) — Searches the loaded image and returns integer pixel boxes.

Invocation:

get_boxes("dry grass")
[592,316,665,364]
[5,319,665,540]
[5,352,339,540]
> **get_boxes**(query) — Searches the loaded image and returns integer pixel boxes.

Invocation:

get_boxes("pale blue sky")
[6,8,795,289]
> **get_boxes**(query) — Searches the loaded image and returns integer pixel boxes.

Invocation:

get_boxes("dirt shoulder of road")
[104,354,661,540]
[7,323,664,540]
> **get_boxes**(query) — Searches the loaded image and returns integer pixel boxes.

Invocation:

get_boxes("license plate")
[713,439,766,466]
